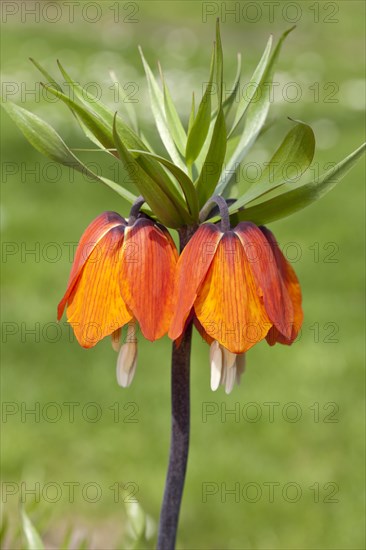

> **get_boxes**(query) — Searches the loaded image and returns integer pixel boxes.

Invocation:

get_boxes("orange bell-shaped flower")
[58,210,178,385]
[169,217,302,393]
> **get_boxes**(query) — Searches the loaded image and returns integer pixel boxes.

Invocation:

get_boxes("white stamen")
[224,363,236,394]
[210,341,223,391]
[116,341,138,388]
[208,343,246,394]
[222,347,237,370]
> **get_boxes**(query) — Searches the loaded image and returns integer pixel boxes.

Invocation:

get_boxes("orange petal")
[194,232,272,354]
[66,226,132,348]
[261,226,303,345]
[58,212,126,320]
[234,222,294,339]
[194,316,214,346]
[120,218,178,341]
[169,224,223,341]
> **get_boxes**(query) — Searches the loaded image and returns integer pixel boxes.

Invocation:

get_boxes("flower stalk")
[200,195,231,232]
[157,227,195,550]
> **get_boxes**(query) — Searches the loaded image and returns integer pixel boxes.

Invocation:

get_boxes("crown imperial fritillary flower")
[58,208,178,386]
[169,208,303,394]
[6,18,365,548]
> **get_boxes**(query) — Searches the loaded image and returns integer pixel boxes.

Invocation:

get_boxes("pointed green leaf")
[29,58,63,91]
[125,501,146,540]
[232,120,315,208]
[139,48,184,169]
[42,82,115,150]
[231,142,365,225]
[56,60,146,151]
[113,116,189,227]
[195,108,227,205]
[127,145,192,216]
[21,509,44,550]
[32,59,102,149]
[223,53,241,115]
[188,92,195,134]
[2,100,80,165]
[229,35,273,137]
[2,100,138,204]
[211,52,242,121]
[185,46,215,165]
[54,65,184,194]
[109,69,139,134]
[215,18,224,105]
[216,27,295,195]
[130,149,199,219]
[160,65,187,156]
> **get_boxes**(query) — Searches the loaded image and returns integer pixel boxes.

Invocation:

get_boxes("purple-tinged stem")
[157,226,196,550]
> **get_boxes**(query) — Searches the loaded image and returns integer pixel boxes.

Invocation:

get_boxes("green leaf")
[216,26,295,195]
[130,149,199,220]
[211,52,242,122]
[32,59,102,149]
[2,100,80,165]
[231,142,366,225]
[29,57,62,91]
[195,108,227,205]
[185,46,215,165]
[222,53,242,116]
[229,35,273,137]
[160,64,187,156]
[109,69,139,134]
[139,48,184,169]
[53,63,186,196]
[215,18,224,105]
[231,120,315,208]
[21,509,44,550]
[125,501,146,541]
[42,82,116,150]
[188,92,195,134]
[56,60,146,151]
[130,149,192,216]
[2,100,138,204]
[113,116,189,228]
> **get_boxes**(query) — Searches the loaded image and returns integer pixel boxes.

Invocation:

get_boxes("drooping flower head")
[169,198,303,393]
[58,207,178,386]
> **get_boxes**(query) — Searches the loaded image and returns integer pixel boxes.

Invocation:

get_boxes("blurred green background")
[1,1,365,548]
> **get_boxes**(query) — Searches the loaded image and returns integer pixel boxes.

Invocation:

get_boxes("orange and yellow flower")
[58,209,302,394]
[58,211,178,386]
[169,222,303,393]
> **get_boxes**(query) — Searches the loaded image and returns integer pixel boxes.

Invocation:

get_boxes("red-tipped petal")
[260,226,303,345]
[234,222,294,340]
[66,226,132,348]
[169,224,223,341]
[58,212,126,320]
[120,218,178,341]
[194,232,272,354]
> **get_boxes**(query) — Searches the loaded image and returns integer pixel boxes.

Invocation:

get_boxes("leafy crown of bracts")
[2,21,365,228]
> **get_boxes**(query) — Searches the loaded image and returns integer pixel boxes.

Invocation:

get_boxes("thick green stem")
[157,226,196,550]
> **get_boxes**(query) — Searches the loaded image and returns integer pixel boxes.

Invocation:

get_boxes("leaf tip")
[285,24,297,36]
